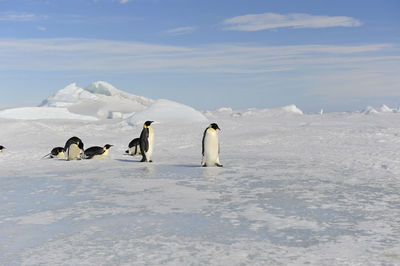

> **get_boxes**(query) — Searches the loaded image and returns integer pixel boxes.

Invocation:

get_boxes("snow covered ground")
[1,106,400,265]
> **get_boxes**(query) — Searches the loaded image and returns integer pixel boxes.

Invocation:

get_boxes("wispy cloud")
[223,13,362,31]
[120,0,132,4]
[0,38,398,99]
[0,12,46,22]
[164,26,197,36]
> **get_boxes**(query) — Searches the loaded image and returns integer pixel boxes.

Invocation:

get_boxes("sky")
[0,0,399,112]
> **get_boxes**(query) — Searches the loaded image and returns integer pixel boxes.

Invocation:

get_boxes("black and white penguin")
[139,121,154,162]
[84,144,113,159]
[125,138,141,156]
[43,147,65,159]
[201,123,223,167]
[0,145,5,152]
[64,136,84,160]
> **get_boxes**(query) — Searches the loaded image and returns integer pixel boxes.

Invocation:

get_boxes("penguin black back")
[128,138,140,148]
[64,136,84,160]
[51,147,65,157]
[0,145,5,152]
[126,138,141,155]
[64,136,84,151]
[84,144,113,159]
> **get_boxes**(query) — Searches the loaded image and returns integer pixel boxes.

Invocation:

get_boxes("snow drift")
[125,99,208,125]
[0,107,97,121]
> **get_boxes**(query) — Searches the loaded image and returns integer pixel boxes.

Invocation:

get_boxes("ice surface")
[1,109,400,265]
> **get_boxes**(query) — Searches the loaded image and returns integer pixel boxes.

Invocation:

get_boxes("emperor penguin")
[84,144,113,159]
[43,147,65,159]
[64,136,84,160]
[125,138,141,156]
[0,145,5,152]
[201,123,223,167]
[139,121,154,162]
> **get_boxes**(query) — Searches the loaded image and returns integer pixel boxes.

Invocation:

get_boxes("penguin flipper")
[201,128,207,156]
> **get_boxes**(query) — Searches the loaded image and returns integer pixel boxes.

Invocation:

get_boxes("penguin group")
[43,136,113,161]
[9,120,223,167]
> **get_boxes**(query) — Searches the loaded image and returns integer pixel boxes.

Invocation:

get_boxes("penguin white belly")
[203,131,220,166]
[146,128,154,160]
[67,144,81,160]
[129,146,141,155]
[55,152,65,159]
[92,149,109,159]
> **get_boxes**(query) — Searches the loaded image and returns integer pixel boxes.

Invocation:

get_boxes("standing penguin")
[139,121,154,162]
[0,145,5,152]
[201,123,223,167]
[84,144,113,159]
[125,138,141,156]
[64,136,84,160]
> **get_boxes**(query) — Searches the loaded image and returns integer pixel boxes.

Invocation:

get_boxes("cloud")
[37,26,47,31]
[0,12,46,22]
[0,38,393,72]
[0,38,398,99]
[223,13,362,31]
[164,26,197,36]
[120,0,131,4]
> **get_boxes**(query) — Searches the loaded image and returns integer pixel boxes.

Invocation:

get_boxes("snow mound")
[40,83,96,107]
[217,107,233,113]
[362,106,379,114]
[280,105,303,115]
[0,107,98,121]
[40,81,154,119]
[126,99,208,125]
[378,104,393,113]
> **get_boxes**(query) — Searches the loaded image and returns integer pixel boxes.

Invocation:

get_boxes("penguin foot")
[216,163,223,167]
[149,160,153,162]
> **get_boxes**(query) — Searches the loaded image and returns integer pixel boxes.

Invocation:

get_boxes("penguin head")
[104,144,113,150]
[144,121,154,128]
[210,123,221,131]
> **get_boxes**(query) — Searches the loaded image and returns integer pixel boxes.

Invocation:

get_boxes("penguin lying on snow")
[125,138,141,156]
[64,136,84,160]
[0,145,5,152]
[140,121,154,162]
[43,147,65,159]
[84,144,113,159]
[201,123,223,167]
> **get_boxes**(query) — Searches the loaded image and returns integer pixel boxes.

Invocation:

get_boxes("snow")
[362,106,379,114]
[125,99,208,125]
[362,105,400,114]
[1,107,400,265]
[378,104,393,113]
[280,104,304,114]
[40,81,154,119]
[0,107,97,121]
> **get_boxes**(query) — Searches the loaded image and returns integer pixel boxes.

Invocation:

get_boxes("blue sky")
[0,0,399,112]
